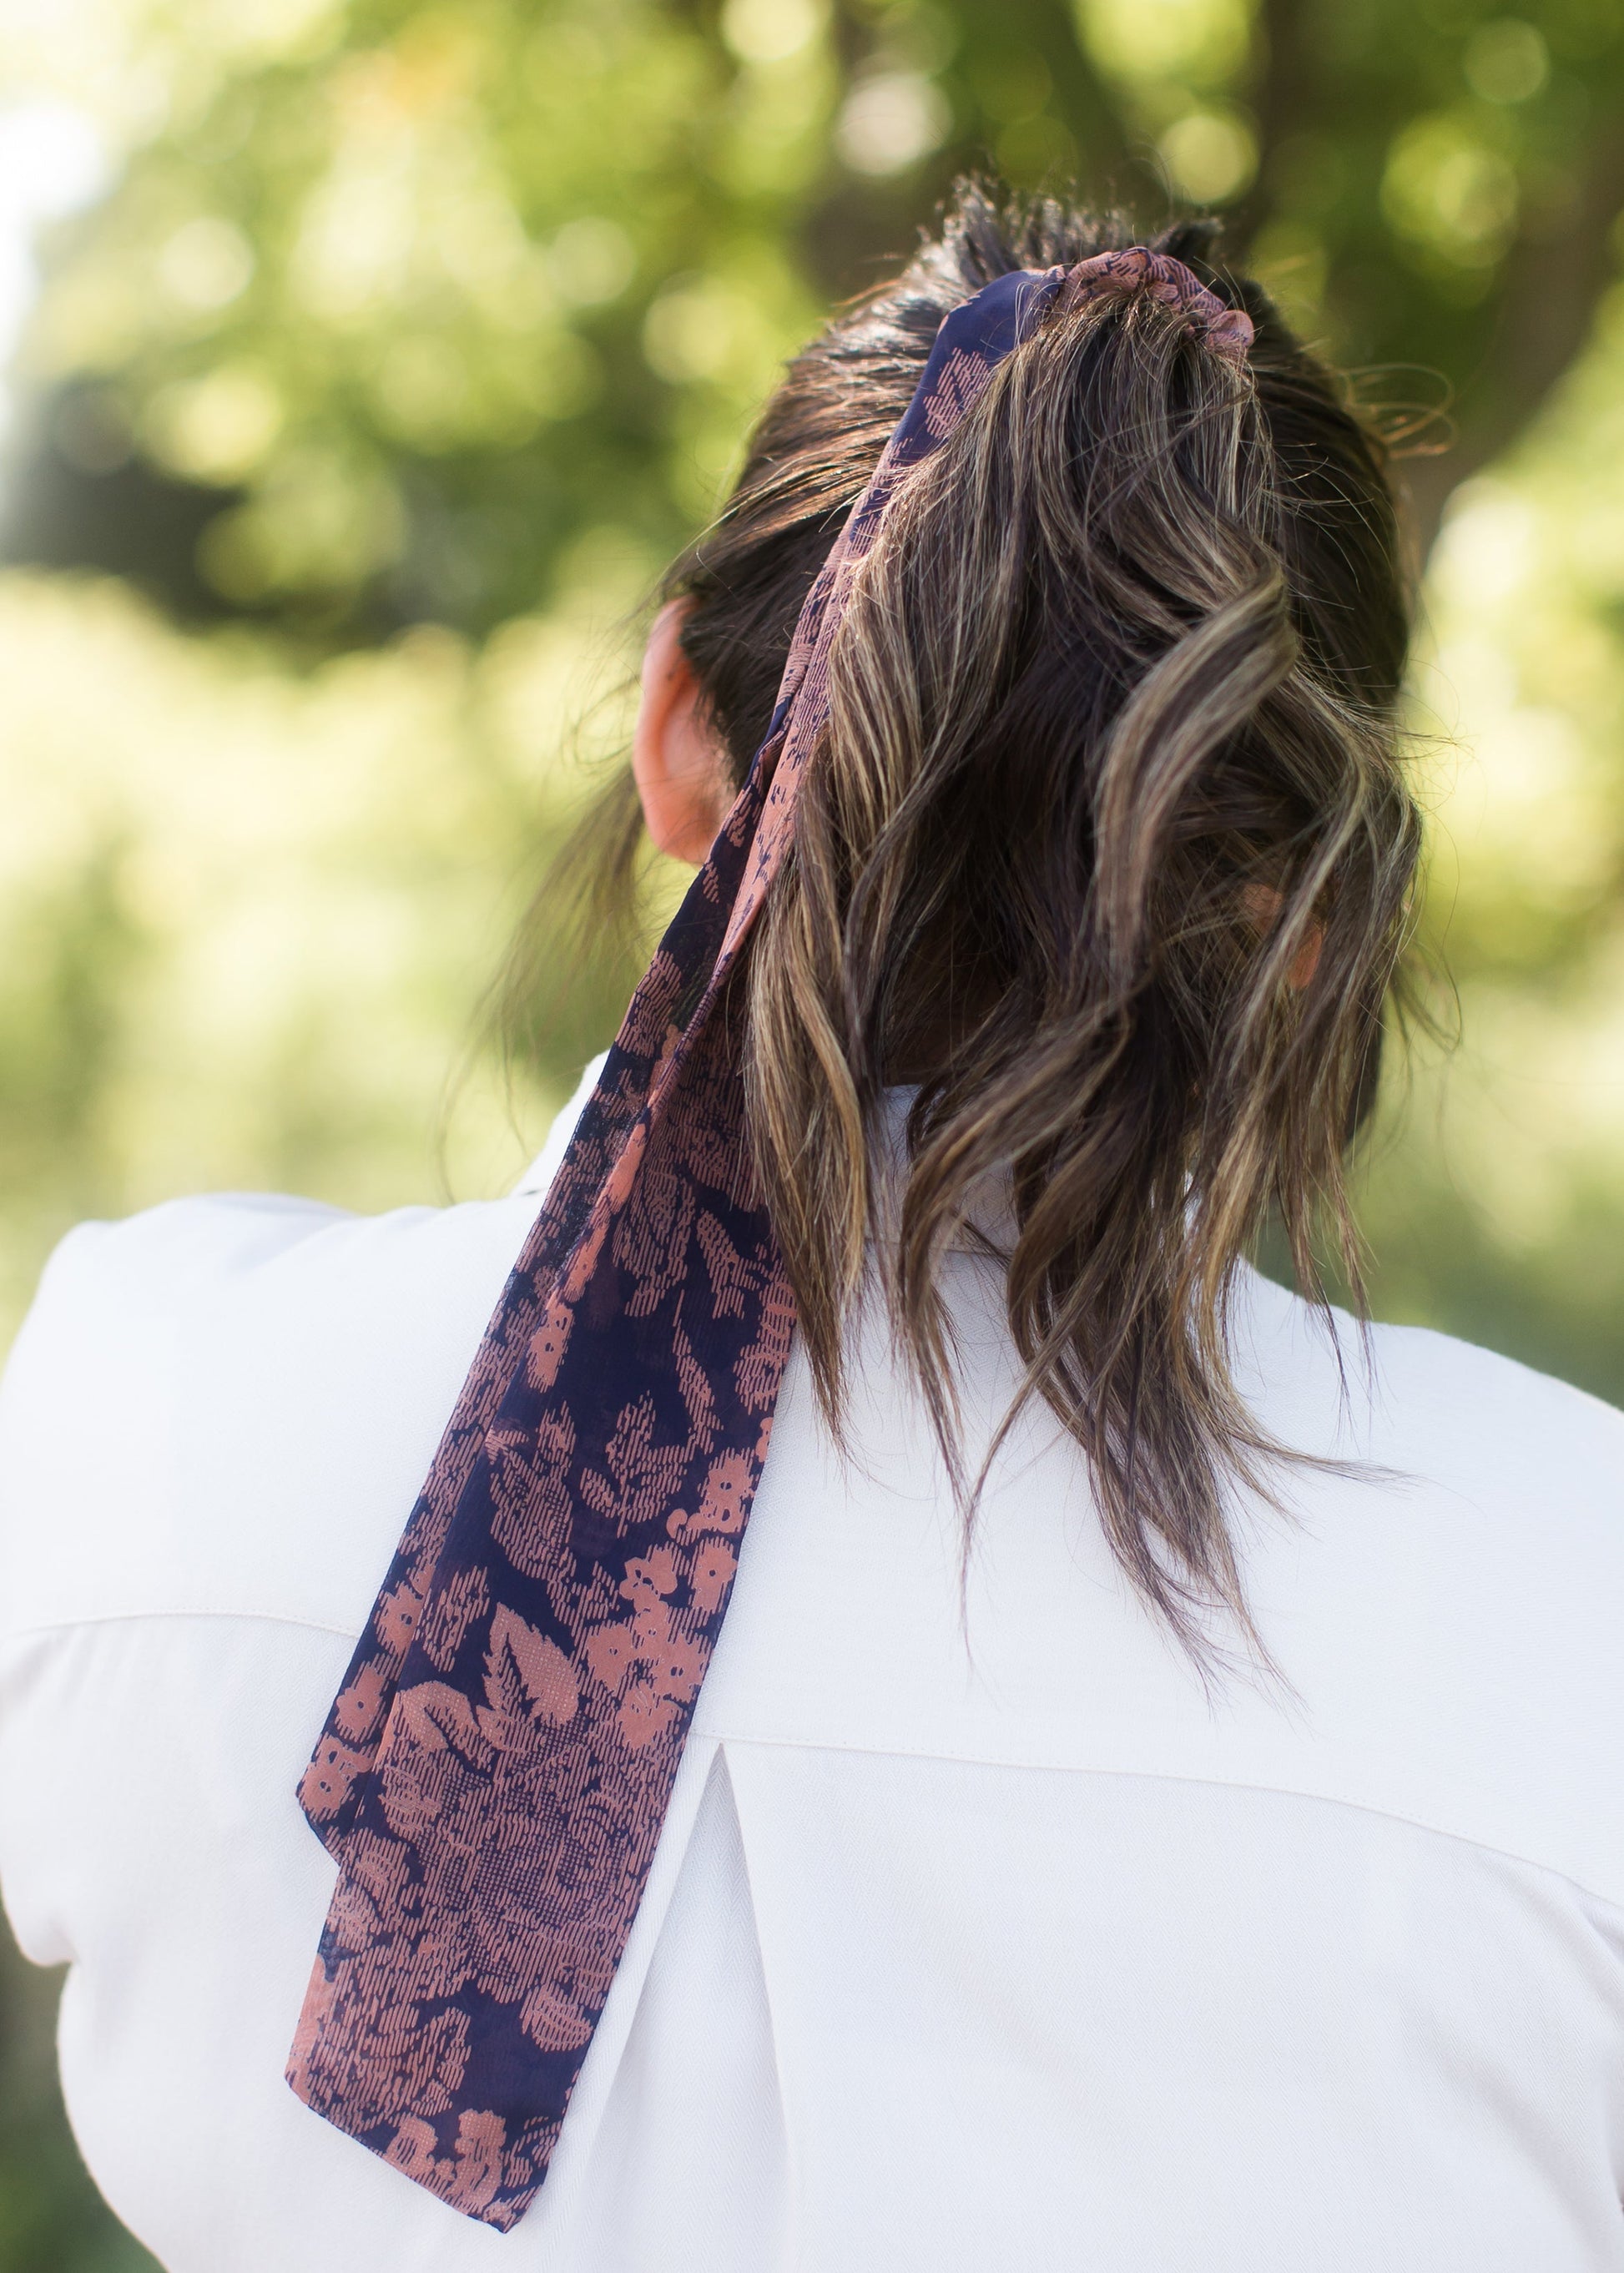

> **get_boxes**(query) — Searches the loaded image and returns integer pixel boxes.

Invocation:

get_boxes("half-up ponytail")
[645,187,1416,1653]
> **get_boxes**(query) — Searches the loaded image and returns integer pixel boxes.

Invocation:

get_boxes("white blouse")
[3,1066,1624,2271]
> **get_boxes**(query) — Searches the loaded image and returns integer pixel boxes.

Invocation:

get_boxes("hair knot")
[1059,245,1254,364]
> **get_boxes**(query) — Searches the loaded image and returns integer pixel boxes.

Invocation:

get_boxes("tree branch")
[1228,0,1316,255]
[1401,123,1624,560]
[1233,0,1624,566]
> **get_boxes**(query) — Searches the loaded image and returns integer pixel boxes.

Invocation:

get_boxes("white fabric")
[3,1061,1624,2269]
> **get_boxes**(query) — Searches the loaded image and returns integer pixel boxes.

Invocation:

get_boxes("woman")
[3,184,1622,2271]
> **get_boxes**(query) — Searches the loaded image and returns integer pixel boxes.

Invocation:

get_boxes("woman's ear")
[632,599,733,866]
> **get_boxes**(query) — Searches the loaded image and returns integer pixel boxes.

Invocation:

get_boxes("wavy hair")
[529,184,1421,1656]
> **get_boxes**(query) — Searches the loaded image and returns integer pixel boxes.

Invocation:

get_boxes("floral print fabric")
[287,254,1249,2230]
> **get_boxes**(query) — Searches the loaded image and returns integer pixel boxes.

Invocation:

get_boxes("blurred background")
[2,0,1624,2260]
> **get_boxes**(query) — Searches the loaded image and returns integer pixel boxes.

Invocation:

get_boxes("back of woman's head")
[638,184,1419,1653]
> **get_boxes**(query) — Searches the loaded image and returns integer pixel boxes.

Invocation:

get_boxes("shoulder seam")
[0,1605,362,1646]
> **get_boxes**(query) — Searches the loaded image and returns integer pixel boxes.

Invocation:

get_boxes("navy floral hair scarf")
[288,249,1253,2230]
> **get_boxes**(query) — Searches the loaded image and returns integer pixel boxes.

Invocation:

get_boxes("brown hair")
[532,184,1420,1656]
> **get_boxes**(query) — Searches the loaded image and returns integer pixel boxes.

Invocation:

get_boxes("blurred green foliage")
[12,0,1624,636]
[6,0,1624,2264]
